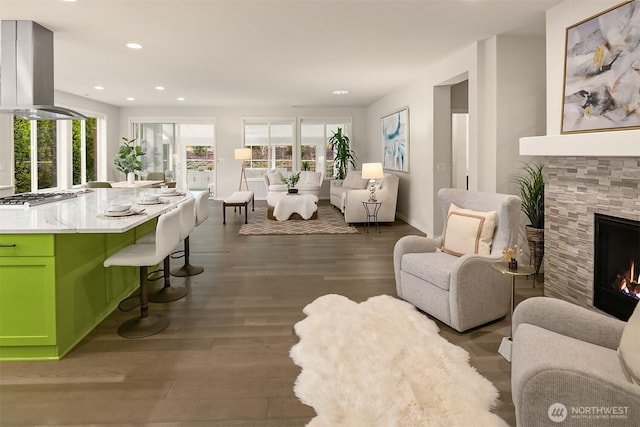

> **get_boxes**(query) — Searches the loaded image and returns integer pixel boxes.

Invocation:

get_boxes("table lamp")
[235,148,251,191]
[361,162,384,202]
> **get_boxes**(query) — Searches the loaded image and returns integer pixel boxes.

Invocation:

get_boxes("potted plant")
[328,127,356,180]
[114,137,145,184]
[282,171,301,194]
[516,162,545,282]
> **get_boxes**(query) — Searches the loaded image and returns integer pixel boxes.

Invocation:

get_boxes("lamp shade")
[234,148,251,160]
[361,162,384,180]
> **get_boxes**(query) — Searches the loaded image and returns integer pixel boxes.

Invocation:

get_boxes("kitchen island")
[0,188,190,360]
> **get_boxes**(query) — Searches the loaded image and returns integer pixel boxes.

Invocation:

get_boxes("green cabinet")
[0,226,151,360]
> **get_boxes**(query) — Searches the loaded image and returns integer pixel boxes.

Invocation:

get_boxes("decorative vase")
[508,258,518,270]
[127,172,135,185]
[287,188,298,194]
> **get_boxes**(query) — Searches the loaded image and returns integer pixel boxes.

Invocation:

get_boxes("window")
[72,118,97,185]
[243,119,294,179]
[134,123,176,177]
[131,121,215,191]
[300,119,351,179]
[13,117,58,193]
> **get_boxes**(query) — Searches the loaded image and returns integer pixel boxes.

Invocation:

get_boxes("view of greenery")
[13,118,59,193]
[13,117,32,194]
[72,118,97,185]
[14,117,96,193]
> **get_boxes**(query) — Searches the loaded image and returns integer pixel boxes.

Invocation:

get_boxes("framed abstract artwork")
[381,107,409,172]
[561,0,640,133]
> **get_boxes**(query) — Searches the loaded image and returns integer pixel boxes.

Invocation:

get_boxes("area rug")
[239,206,359,235]
[290,294,508,427]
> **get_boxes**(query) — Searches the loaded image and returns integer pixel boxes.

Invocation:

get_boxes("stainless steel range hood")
[0,20,86,120]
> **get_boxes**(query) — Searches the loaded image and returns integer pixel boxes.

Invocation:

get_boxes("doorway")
[450,80,469,191]
[131,120,215,193]
[433,76,469,233]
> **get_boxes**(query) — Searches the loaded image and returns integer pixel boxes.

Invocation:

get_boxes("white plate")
[104,208,143,217]
[138,200,163,205]
[160,191,178,196]
[107,204,132,212]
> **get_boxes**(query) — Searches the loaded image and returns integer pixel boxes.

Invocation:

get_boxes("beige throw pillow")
[441,204,497,256]
[618,303,640,384]
[300,171,318,185]
[265,170,282,185]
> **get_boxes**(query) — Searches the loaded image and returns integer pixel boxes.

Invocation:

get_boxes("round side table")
[362,201,382,233]
[492,261,535,362]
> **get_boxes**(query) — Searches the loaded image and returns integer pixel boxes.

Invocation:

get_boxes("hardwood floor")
[0,199,542,426]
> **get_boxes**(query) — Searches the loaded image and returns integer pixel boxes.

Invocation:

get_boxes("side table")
[491,261,535,362]
[362,201,382,233]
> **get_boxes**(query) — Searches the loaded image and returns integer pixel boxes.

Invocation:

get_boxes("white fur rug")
[290,294,508,427]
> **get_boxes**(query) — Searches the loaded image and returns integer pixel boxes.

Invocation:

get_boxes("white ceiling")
[0,0,562,108]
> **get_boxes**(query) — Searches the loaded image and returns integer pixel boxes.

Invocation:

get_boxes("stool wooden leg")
[118,266,169,339]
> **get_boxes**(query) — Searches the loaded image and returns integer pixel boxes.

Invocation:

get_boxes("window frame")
[298,117,352,180]
[242,117,296,180]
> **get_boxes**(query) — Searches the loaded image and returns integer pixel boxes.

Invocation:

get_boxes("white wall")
[119,106,366,200]
[365,44,479,235]
[496,35,547,195]
[365,34,547,236]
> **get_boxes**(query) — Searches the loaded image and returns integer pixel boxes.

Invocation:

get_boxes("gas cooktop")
[0,192,78,207]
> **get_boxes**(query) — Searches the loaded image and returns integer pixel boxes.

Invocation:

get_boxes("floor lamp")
[235,148,251,191]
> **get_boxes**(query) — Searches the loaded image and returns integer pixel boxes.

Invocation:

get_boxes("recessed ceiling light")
[177,97,185,101]
[126,97,135,101]
[126,43,142,49]
[62,0,77,3]
[332,90,351,95]
[94,86,104,90]
[155,86,165,91]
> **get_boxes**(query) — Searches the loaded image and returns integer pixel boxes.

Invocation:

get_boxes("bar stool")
[140,198,193,303]
[171,191,209,277]
[103,207,180,338]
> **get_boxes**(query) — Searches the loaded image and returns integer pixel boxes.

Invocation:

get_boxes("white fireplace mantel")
[519,130,640,157]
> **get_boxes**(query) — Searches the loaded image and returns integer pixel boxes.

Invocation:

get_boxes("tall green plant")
[328,127,356,180]
[516,162,545,229]
[114,137,145,175]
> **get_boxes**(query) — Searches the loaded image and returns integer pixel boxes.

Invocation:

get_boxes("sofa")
[263,170,323,197]
[330,170,399,223]
[511,297,640,426]
[393,188,521,332]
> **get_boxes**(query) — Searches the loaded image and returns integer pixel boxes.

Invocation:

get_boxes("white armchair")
[296,171,323,196]
[393,188,521,332]
[263,169,288,196]
[330,170,399,223]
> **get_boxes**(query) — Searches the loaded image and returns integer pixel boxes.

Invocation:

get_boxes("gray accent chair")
[393,188,521,332]
[511,297,640,426]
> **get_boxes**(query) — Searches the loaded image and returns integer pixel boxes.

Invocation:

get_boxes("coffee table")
[266,193,318,221]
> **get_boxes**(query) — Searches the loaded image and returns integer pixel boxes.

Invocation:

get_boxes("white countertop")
[0,188,191,234]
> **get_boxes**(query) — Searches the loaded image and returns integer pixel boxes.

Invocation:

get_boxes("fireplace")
[594,213,640,321]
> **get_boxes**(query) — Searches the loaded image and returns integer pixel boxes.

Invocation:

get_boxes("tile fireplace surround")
[544,156,640,310]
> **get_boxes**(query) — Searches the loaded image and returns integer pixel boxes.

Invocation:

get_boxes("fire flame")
[619,260,640,300]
